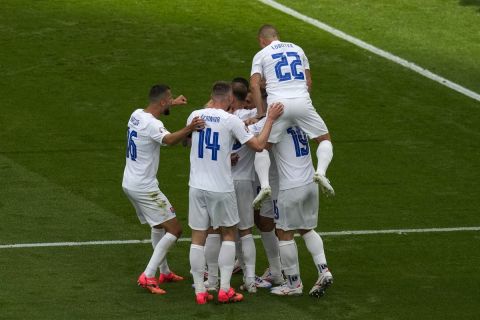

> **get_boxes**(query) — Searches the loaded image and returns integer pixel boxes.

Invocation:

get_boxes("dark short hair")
[258,24,278,39]
[149,84,170,103]
[232,77,249,90]
[211,81,232,101]
[232,81,248,101]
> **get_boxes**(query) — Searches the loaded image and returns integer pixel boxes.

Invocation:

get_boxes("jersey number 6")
[271,52,305,82]
[126,127,137,161]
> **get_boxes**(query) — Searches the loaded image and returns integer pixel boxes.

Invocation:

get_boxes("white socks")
[240,234,256,284]
[151,228,170,274]
[279,240,301,288]
[205,233,221,287]
[144,232,177,278]
[218,241,236,292]
[260,230,282,278]
[302,230,328,275]
[190,244,206,294]
[254,150,270,188]
[316,140,333,176]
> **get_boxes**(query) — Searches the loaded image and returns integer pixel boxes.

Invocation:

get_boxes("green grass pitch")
[0,0,479,319]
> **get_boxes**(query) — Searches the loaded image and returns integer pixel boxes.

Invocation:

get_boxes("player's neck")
[206,101,227,111]
[144,105,162,119]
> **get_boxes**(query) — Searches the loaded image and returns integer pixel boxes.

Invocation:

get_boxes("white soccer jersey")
[188,108,254,192]
[272,126,314,190]
[251,40,310,103]
[122,109,170,191]
[232,109,257,181]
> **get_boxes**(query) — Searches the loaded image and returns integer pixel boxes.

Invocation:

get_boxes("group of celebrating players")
[122,24,335,304]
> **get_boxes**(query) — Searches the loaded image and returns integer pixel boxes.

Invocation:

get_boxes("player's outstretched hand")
[189,116,205,131]
[172,95,188,105]
[267,102,284,121]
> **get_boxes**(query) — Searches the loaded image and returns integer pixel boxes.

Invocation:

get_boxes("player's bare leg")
[299,229,333,297]
[138,218,182,294]
[313,134,335,196]
[190,229,214,304]
[218,226,244,303]
[252,150,272,209]
[271,229,303,296]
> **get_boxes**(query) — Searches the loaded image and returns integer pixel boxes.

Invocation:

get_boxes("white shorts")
[234,180,255,230]
[267,97,328,143]
[276,182,319,231]
[188,187,239,230]
[123,187,176,227]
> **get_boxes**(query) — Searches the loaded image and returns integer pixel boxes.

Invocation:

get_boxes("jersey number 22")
[271,52,305,82]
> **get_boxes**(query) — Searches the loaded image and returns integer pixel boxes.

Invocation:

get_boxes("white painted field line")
[1,226,478,249]
[257,0,480,103]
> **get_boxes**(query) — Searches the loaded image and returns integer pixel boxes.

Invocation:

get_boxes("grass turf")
[0,0,479,319]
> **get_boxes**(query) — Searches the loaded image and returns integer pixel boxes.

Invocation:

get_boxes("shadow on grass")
[459,0,480,11]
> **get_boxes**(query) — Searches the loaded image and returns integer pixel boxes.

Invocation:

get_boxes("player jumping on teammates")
[122,84,205,294]
[250,24,335,207]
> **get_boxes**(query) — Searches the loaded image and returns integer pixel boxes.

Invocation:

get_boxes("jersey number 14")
[197,128,220,161]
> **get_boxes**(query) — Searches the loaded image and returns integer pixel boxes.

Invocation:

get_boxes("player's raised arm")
[171,95,188,106]
[162,116,205,146]
[245,102,283,151]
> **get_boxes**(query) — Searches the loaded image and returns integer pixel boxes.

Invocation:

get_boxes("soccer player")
[250,24,335,198]
[269,126,333,297]
[230,81,268,292]
[187,81,283,304]
[122,84,205,294]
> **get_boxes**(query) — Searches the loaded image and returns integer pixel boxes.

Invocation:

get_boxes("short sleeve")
[250,51,263,76]
[149,120,170,145]
[229,115,254,144]
[248,117,266,136]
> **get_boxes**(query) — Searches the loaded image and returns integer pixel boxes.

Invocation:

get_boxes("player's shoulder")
[128,109,149,128]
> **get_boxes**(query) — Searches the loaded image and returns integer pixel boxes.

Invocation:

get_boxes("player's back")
[251,40,310,102]
[188,108,253,192]
[123,109,169,191]
[272,126,314,190]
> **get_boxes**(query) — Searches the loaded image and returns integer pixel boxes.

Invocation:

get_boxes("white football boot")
[252,186,271,209]
[270,282,303,296]
[313,173,335,197]
[309,270,333,298]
